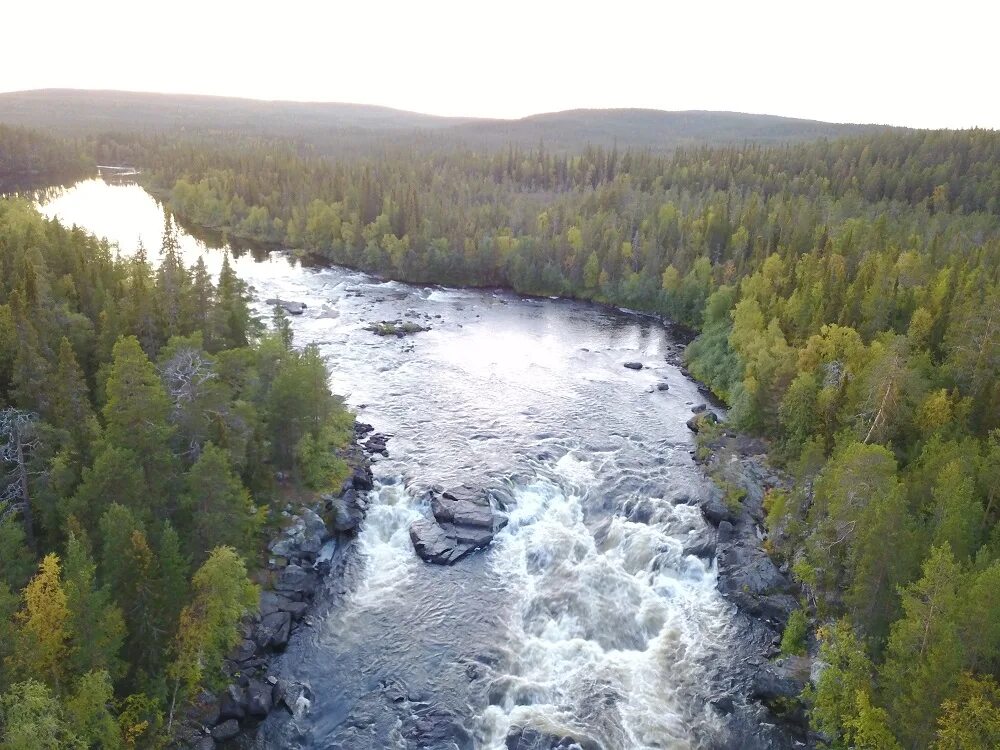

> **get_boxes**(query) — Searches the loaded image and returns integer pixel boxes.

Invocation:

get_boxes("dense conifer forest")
[1,114,999,747]
[0,190,352,746]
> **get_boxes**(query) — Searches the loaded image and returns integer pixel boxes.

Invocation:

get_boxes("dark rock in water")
[265,298,306,315]
[683,537,717,559]
[686,411,719,433]
[354,421,374,436]
[330,488,366,532]
[409,518,467,565]
[218,685,245,722]
[364,433,390,456]
[432,487,496,528]
[656,382,670,391]
[255,610,291,650]
[211,719,240,742]
[244,679,274,717]
[505,724,600,750]
[410,487,508,565]
[351,464,374,491]
[710,694,737,715]
[623,361,643,370]
[692,403,708,413]
[623,497,656,524]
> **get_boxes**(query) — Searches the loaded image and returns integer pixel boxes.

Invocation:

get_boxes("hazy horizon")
[0,86,922,128]
[5,0,1000,129]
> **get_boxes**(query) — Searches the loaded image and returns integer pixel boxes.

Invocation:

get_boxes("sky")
[3,0,998,129]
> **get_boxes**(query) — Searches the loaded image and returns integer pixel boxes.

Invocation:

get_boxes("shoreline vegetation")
[0,193,364,748]
[1,117,999,748]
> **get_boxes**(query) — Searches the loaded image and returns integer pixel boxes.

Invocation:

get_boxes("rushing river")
[37,179,745,750]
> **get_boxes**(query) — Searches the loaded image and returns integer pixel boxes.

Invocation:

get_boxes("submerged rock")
[505,724,601,750]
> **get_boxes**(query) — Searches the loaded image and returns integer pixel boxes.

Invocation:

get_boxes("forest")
[1,117,999,747]
[136,127,1000,748]
[0,193,352,747]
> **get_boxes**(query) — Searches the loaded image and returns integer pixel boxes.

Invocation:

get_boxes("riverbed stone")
[217,685,245,722]
[273,564,317,597]
[244,679,273,717]
[211,719,240,742]
[255,610,292,650]
[623,361,643,370]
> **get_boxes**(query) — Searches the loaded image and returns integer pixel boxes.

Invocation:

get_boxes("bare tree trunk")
[14,424,34,552]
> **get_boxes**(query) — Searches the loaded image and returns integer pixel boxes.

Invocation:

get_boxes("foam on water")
[481,466,729,750]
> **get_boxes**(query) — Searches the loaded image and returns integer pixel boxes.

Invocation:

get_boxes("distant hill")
[0,89,896,151]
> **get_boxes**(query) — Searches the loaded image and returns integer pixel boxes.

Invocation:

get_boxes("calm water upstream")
[38,179,744,750]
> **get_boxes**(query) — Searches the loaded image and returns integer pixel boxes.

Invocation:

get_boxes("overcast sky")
[4,0,997,129]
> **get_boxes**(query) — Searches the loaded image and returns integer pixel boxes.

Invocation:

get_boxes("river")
[37,178,748,750]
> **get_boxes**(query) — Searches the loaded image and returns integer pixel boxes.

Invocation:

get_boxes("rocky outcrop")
[409,486,508,564]
[177,419,379,748]
[691,421,807,747]
[366,319,430,336]
[265,298,306,315]
[267,508,327,559]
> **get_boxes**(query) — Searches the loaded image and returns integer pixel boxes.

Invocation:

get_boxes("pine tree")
[179,443,253,562]
[881,546,964,747]
[49,338,100,456]
[63,530,126,681]
[102,336,176,507]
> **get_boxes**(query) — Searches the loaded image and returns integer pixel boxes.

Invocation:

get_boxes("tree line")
[0,199,351,747]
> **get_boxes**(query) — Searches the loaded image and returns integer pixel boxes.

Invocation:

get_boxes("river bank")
[686,416,812,749]
[172,423,385,749]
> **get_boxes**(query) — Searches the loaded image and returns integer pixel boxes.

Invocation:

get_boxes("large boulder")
[217,685,246,722]
[329,488,367,532]
[686,411,719,433]
[268,508,328,559]
[255,610,292,650]
[750,657,810,702]
[717,542,795,626]
[244,679,274,717]
[273,564,317,598]
[265,298,306,315]
[211,719,240,742]
[431,487,497,527]
[699,492,734,526]
[410,487,508,565]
